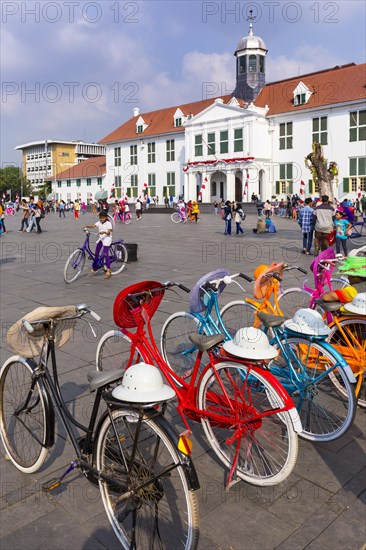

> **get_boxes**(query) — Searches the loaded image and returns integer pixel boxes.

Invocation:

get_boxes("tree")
[305,143,338,201]
[0,166,32,199]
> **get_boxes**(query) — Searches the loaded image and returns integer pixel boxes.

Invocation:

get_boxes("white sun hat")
[283,308,330,337]
[342,293,366,315]
[112,363,176,404]
[222,327,278,360]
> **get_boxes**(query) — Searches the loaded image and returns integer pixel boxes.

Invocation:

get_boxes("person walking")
[81,201,87,215]
[298,197,314,254]
[74,200,80,219]
[223,200,232,235]
[59,200,66,218]
[26,197,36,233]
[213,200,219,215]
[313,194,335,255]
[34,200,43,233]
[334,209,352,257]
[19,200,29,232]
[135,199,142,220]
[191,201,200,223]
[234,203,245,235]
[256,199,264,217]
[279,199,286,217]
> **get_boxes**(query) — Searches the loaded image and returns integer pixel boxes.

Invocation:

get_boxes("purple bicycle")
[63,229,128,283]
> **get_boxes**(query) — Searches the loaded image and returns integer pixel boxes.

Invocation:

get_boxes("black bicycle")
[0,304,200,549]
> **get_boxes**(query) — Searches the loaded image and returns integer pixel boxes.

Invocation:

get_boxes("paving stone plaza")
[0,210,365,549]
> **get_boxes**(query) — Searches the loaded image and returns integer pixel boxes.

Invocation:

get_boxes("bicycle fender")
[147,410,200,492]
[25,358,55,448]
[319,342,357,383]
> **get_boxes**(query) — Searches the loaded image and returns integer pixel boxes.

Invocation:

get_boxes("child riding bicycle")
[84,211,113,279]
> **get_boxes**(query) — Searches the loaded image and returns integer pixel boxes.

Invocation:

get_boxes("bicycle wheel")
[63,248,85,283]
[161,312,204,378]
[198,362,298,486]
[277,288,311,318]
[171,212,181,224]
[109,243,128,275]
[0,357,49,473]
[330,277,349,290]
[349,223,366,246]
[124,213,132,225]
[96,330,144,372]
[328,318,366,408]
[219,301,257,336]
[95,408,199,549]
[269,337,356,441]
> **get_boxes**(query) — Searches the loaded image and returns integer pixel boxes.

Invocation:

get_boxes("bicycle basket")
[189,269,230,313]
[113,281,164,329]
[7,306,77,358]
[253,262,285,300]
[310,249,336,288]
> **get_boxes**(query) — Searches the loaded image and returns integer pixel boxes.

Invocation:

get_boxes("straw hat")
[7,306,77,357]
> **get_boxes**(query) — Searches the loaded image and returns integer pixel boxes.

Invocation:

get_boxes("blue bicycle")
[161,269,357,442]
[63,229,128,283]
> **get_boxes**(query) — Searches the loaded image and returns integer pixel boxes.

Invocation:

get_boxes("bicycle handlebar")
[202,272,253,292]
[21,304,101,333]
[126,281,191,305]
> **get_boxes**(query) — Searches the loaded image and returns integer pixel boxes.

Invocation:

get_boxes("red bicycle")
[96,280,302,487]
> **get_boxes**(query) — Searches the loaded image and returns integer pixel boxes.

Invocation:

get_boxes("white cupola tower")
[232,10,268,102]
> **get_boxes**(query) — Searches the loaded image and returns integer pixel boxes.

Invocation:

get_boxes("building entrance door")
[235,177,242,202]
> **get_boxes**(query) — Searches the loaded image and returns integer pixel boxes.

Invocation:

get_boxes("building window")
[259,55,265,73]
[148,173,156,196]
[195,135,203,157]
[175,117,182,127]
[57,180,62,188]
[248,55,256,73]
[207,132,216,156]
[350,110,366,142]
[347,157,366,192]
[115,175,122,198]
[234,128,243,152]
[126,174,138,198]
[220,130,229,154]
[238,56,246,74]
[276,163,293,194]
[97,177,102,186]
[163,172,175,198]
[130,145,137,165]
[148,142,155,163]
[86,178,91,186]
[114,147,121,167]
[76,179,81,187]
[312,117,327,145]
[279,122,293,150]
[166,140,175,161]
[67,180,71,187]
[137,125,143,134]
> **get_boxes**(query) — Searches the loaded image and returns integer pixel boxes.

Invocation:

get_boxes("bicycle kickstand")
[42,460,78,492]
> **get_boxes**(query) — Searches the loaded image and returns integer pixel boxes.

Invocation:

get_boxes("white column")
[201,172,210,202]
[226,170,235,201]
[185,172,196,201]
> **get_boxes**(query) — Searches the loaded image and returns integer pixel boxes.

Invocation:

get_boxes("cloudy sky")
[1,0,365,166]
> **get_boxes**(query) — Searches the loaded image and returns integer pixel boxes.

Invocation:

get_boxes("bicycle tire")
[269,337,357,441]
[96,330,144,372]
[123,213,132,225]
[349,223,366,246]
[198,362,298,486]
[109,243,128,275]
[219,301,257,335]
[171,212,182,224]
[330,277,349,290]
[328,318,366,408]
[0,357,50,473]
[63,248,85,283]
[95,408,199,549]
[160,312,205,379]
[277,288,311,318]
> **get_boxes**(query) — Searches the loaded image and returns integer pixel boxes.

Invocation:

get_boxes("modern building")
[15,140,106,190]
[97,19,365,204]
[50,156,106,203]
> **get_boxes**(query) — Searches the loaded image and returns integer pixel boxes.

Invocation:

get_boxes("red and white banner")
[198,177,208,199]
[183,157,254,171]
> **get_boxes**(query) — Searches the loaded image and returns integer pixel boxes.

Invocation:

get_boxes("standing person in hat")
[84,211,113,279]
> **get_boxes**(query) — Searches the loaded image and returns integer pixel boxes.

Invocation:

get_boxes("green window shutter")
[308,180,313,194]
[287,181,293,194]
[349,158,357,176]
[343,178,349,193]
[275,181,280,194]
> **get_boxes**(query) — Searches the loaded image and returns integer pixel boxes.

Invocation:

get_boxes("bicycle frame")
[245,278,285,324]
[190,289,233,340]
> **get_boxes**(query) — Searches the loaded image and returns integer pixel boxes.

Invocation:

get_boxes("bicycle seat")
[257,312,287,327]
[314,298,342,312]
[87,369,124,392]
[189,333,225,351]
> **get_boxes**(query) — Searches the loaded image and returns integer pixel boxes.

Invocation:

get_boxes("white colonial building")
[83,22,366,203]
[50,156,106,204]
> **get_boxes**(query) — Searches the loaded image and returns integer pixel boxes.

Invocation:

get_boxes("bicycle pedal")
[42,478,61,492]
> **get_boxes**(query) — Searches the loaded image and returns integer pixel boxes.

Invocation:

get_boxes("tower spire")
[247,9,255,36]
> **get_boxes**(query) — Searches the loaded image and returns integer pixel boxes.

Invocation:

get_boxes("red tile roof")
[51,156,106,181]
[99,63,366,144]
